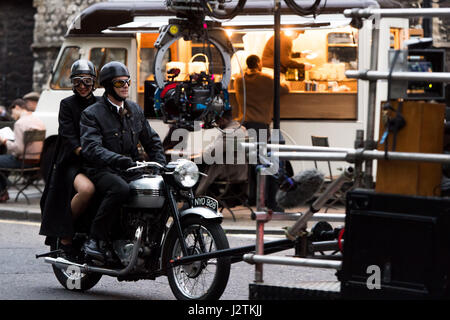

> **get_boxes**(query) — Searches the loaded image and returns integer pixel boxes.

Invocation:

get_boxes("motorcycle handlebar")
[126,161,165,172]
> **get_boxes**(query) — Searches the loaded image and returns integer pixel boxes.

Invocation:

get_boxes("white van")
[35,0,409,174]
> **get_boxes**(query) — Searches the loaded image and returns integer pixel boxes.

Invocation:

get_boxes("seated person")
[196,110,248,196]
[0,99,46,202]
[23,91,40,112]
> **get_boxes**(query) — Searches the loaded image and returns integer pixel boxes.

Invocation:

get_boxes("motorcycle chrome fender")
[180,206,223,221]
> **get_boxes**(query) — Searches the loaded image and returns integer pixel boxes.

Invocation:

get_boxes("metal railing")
[242,7,450,287]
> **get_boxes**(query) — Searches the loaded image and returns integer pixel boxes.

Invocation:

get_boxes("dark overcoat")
[39,94,99,242]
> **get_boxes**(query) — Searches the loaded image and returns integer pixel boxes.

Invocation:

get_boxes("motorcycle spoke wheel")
[165,217,230,300]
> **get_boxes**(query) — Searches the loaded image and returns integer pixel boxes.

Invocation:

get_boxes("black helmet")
[70,59,96,78]
[99,61,130,87]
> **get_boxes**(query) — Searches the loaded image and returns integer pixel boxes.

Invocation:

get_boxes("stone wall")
[0,0,36,106]
[31,0,105,92]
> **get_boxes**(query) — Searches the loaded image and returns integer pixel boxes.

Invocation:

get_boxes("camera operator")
[80,61,166,261]
[234,54,290,206]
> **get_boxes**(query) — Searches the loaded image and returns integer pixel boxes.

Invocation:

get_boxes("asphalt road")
[0,219,338,301]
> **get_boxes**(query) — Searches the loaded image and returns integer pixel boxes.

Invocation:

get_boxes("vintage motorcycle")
[38,159,231,300]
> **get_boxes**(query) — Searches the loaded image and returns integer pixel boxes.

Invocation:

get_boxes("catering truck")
[34,0,409,174]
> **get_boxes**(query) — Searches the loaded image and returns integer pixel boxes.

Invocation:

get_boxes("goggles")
[112,79,131,88]
[72,76,95,87]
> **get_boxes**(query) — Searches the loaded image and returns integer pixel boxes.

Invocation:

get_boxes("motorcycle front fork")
[166,187,190,256]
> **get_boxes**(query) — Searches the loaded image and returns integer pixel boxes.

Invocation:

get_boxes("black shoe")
[59,242,77,261]
[83,238,106,261]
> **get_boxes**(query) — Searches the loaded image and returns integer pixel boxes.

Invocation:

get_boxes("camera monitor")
[407,49,445,100]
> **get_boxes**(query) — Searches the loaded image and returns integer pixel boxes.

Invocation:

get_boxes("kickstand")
[35,249,62,259]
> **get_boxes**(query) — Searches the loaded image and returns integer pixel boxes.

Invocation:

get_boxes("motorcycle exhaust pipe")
[44,226,143,277]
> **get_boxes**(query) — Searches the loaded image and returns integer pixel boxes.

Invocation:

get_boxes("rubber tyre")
[50,243,102,292]
[163,216,231,300]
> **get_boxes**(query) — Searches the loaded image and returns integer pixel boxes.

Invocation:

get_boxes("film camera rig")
[152,2,236,131]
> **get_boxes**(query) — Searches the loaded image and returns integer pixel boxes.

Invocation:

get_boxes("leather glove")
[116,157,136,170]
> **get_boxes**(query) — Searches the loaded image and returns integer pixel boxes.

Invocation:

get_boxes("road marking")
[0,219,40,226]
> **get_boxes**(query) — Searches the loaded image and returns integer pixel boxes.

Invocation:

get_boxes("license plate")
[194,196,219,212]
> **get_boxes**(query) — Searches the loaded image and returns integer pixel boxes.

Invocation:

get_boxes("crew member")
[234,55,289,206]
[40,59,99,256]
[80,61,166,261]
[262,30,311,74]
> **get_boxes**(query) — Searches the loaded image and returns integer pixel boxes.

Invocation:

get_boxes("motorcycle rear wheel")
[50,242,102,291]
[164,216,231,300]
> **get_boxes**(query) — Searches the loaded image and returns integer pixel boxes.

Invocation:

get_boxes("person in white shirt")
[0,99,46,201]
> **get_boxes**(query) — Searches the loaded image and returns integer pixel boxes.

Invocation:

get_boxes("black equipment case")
[341,189,450,299]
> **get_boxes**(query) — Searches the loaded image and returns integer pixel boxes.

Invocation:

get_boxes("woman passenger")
[39,59,99,256]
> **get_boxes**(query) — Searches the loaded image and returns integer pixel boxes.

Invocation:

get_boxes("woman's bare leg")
[61,173,95,246]
[71,173,95,219]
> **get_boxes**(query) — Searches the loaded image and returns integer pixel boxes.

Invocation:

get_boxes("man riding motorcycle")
[80,61,166,261]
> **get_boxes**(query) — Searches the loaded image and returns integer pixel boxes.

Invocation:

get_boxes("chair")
[208,172,252,222]
[311,136,334,181]
[0,129,46,204]
[311,135,352,211]
[205,135,253,221]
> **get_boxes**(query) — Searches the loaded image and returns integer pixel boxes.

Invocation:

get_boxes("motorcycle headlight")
[173,159,200,188]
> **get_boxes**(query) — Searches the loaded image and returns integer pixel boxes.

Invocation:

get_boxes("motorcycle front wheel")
[50,241,102,291]
[163,216,231,300]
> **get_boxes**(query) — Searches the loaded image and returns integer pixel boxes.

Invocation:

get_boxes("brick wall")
[0,0,36,106]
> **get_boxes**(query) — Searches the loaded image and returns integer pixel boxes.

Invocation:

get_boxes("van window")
[50,46,80,90]
[137,33,172,113]
[137,33,171,90]
[327,32,358,70]
[89,47,128,86]
[138,47,158,89]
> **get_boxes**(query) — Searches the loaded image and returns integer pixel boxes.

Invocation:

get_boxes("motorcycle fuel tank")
[127,175,166,208]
